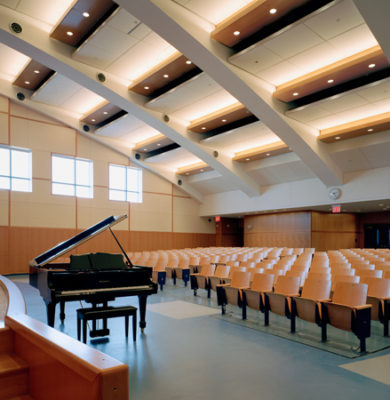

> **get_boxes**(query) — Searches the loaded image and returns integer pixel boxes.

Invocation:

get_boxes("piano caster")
[141,328,145,333]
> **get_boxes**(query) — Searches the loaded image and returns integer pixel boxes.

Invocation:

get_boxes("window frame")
[51,153,93,198]
[0,144,32,192]
[109,163,142,203]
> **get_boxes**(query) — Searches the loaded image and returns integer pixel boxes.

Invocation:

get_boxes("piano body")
[29,214,157,332]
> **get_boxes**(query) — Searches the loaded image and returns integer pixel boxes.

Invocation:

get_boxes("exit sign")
[332,205,341,213]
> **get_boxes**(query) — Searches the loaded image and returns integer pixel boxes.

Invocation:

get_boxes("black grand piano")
[29,214,157,332]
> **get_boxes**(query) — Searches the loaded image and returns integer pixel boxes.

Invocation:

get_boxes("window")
[109,164,142,203]
[52,154,93,198]
[0,145,32,192]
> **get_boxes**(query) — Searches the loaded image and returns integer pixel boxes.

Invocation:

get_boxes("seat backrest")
[199,264,215,276]
[331,275,360,291]
[214,265,230,278]
[230,271,251,288]
[366,277,390,298]
[250,273,274,292]
[307,272,332,281]
[332,282,368,307]
[358,269,383,278]
[273,275,300,296]
[285,270,306,286]
[301,278,331,301]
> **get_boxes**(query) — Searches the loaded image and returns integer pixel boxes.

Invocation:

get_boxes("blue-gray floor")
[11,276,390,400]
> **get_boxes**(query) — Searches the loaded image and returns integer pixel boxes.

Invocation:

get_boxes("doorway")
[364,224,390,248]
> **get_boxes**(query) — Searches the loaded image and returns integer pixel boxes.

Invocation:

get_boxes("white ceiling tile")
[0,43,29,81]
[328,24,378,57]
[318,93,369,114]
[107,8,139,34]
[263,24,323,59]
[360,141,390,169]
[189,174,238,196]
[0,1,19,8]
[96,114,144,138]
[304,0,364,40]
[356,79,390,103]
[60,89,104,115]
[287,42,342,75]
[146,147,200,168]
[73,43,113,69]
[286,104,331,123]
[229,44,282,75]
[128,23,152,41]
[330,149,371,172]
[257,60,299,86]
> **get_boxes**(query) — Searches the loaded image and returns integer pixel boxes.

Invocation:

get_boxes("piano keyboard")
[59,285,152,295]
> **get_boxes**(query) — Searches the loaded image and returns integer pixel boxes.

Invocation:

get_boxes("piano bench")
[76,305,137,344]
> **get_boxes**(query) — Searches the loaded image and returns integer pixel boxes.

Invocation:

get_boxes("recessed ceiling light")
[233,31,240,36]
[144,86,150,90]
[266,153,271,156]
[103,111,108,115]
[292,92,299,96]
[82,12,90,18]
[269,8,277,14]
[186,60,192,65]
[33,70,40,74]
[222,119,227,122]
[66,31,73,36]
[379,203,384,206]
[24,81,30,85]
[201,127,206,130]
[335,136,341,140]
[327,79,334,83]
[245,158,250,161]
[163,74,169,78]
[367,128,374,132]
[157,143,161,146]
[368,63,376,68]
[200,169,204,172]
[91,119,96,122]
[143,148,148,151]
[185,172,190,175]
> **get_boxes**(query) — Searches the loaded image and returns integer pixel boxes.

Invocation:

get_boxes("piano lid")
[30,214,127,268]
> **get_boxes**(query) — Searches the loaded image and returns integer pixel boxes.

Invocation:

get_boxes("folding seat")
[321,282,371,352]
[190,263,216,297]
[188,255,201,273]
[307,272,332,281]
[217,271,251,314]
[208,265,231,292]
[242,273,274,319]
[263,276,300,326]
[222,266,247,285]
[165,253,179,280]
[174,254,191,286]
[358,269,383,282]
[365,277,390,335]
[331,275,360,292]
[290,278,331,333]
[152,257,168,291]
[285,270,306,288]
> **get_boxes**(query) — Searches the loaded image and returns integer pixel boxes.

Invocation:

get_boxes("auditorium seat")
[208,265,231,291]
[216,271,252,314]
[264,276,300,327]
[365,277,390,336]
[190,263,216,297]
[321,282,371,352]
[331,275,360,292]
[242,273,275,319]
[290,278,331,333]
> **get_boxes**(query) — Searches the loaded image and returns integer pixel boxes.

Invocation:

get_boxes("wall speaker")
[83,125,90,132]
[135,153,141,160]
[213,150,219,158]
[10,22,22,34]
[97,73,106,82]
[16,92,25,101]
[163,114,169,122]
[177,179,182,186]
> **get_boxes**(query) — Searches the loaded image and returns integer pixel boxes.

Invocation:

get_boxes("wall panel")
[143,169,172,195]
[0,95,8,112]
[0,112,8,143]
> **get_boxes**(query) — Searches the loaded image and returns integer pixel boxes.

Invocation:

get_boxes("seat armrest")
[354,304,372,310]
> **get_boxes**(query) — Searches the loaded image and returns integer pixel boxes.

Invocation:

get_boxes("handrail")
[0,275,27,316]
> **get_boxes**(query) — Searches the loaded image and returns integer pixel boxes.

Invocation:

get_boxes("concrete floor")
[10,276,390,400]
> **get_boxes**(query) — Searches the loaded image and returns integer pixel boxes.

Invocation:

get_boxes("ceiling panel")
[360,141,390,169]
[145,147,201,169]
[188,172,239,195]
[303,0,363,40]
[96,113,145,138]
[330,148,371,172]
[0,43,29,82]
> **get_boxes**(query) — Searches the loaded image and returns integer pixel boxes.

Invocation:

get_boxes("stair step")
[0,354,29,400]
[0,328,13,354]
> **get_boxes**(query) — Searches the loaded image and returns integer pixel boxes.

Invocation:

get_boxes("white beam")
[0,78,204,201]
[0,5,260,198]
[116,0,343,187]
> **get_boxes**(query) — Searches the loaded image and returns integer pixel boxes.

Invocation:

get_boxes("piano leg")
[138,294,148,333]
[60,301,66,323]
[45,300,56,328]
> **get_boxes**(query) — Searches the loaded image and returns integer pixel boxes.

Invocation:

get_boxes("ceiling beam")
[0,78,204,202]
[116,0,343,187]
[353,0,390,61]
[0,5,260,198]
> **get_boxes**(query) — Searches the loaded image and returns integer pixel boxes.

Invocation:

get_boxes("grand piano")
[29,214,157,332]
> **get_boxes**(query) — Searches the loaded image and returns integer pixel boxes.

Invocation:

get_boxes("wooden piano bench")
[76,305,137,344]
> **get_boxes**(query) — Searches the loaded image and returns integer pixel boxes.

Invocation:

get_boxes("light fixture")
[368,63,376,68]
[103,111,108,115]
[245,158,250,161]
[185,60,192,65]
[24,81,30,85]
[222,119,227,122]
[201,127,206,130]
[367,128,374,132]
[327,79,334,83]
[233,31,240,36]
[163,74,169,78]
[335,136,341,140]
[157,143,161,146]
[82,12,90,17]
[269,8,277,14]
[33,69,40,74]
[66,31,73,36]
[292,92,299,96]
[185,172,190,175]
[144,86,150,90]
[91,119,96,122]
[266,153,270,156]
[200,169,204,172]
[143,148,148,151]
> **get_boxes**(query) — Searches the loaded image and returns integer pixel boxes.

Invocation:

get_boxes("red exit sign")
[332,205,341,213]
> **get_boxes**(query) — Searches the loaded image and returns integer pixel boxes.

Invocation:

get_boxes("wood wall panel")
[172,233,216,250]
[244,212,311,248]
[311,212,357,232]
[311,232,357,251]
